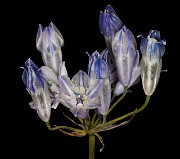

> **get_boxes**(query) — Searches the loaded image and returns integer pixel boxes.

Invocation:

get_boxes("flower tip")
[161,69,168,73]
[37,24,43,36]
[86,51,90,57]
[148,30,161,40]
[100,11,103,14]
[106,4,116,14]
[106,4,113,10]
[107,4,112,8]
[49,21,55,28]
[161,39,166,45]
[26,58,32,65]
[38,24,42,29]
[137,34,143,38]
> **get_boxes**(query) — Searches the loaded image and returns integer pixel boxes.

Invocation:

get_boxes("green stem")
[89,134,95,159]
[110,93,116,103]
[107,86,128,115]
[96,95,151,131]
[92,118,100,128]
[91,112,97,126]
[45,122,83,132]
[102,115,106,125]
[78,117,83,124]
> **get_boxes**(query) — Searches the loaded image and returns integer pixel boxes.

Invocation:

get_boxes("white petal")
[110,69,118,84]
[129,66,141,87]
[71,70,89,89]
[41,66,58,84]
[29,101,36,109]
[36,24,43,51]
[51,99,60,109]
[59,76,74,96]
[98,78,111,115]
[59,61,68,76]
[88,79,102,99]
[86,97,101,109]
[49,22,64,47]
[114,81,124,96]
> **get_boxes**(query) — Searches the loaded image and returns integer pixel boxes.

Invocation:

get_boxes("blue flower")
[59,70,103,119]
[21,59,51,122]
[99,5,124,77]
[87,51,111,115]
[99,4,123,45]
[112,26,140,92]
[36,22,64,75]
[138,30,166,95]
[40,61,69,109]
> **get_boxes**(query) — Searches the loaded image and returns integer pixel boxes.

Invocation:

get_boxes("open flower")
[36,22,64,75]
[59,70,103,119]
[87,51,111,115]
[138,30,166,96]
[112,25,141,95]
[21,59,51,122]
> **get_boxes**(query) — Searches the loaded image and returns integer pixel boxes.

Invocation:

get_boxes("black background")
[4,0,178,158]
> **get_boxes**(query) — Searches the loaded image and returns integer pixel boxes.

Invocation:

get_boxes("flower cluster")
[21,4,166,156]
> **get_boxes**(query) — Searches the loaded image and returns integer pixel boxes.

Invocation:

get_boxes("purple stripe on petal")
[133,50,139,68]
[47,27,54,56]
[25,58,39,72]
[99,11,105,35]
[36,69,45,89]
[59,76,73,96]
[139,36,147,55]
[101,49,108,63]
[72,71,89,89]
[88,80,102,99]
[79,70,84,87]
[21,67,28,87]
[118,30,123,54]
[108,13,123,31]
[106,4,116,14]
[95,58,109,79]
[149,30,160,40]
[36,24,43,50]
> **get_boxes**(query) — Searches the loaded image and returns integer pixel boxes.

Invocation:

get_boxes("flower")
[138,30,166,96]
[36,22,64,75]
[87,51,111,115]
[40,61,69,109]
[112,26,140,95]
[100,48,118,83]
[59,70,103,119]
[99,4,123,45]
[113,55,141,96]
[21,59,51,122]
[99,5,124,80]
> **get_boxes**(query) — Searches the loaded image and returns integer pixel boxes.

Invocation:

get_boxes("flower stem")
[45,122,83,132]
[91,112,97,126]
[110,93,116,103]
[92,118,100,128]
[96,95,151,131]
[89,134,95,159]
[107,86,128,115]
[102,115,106,125]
